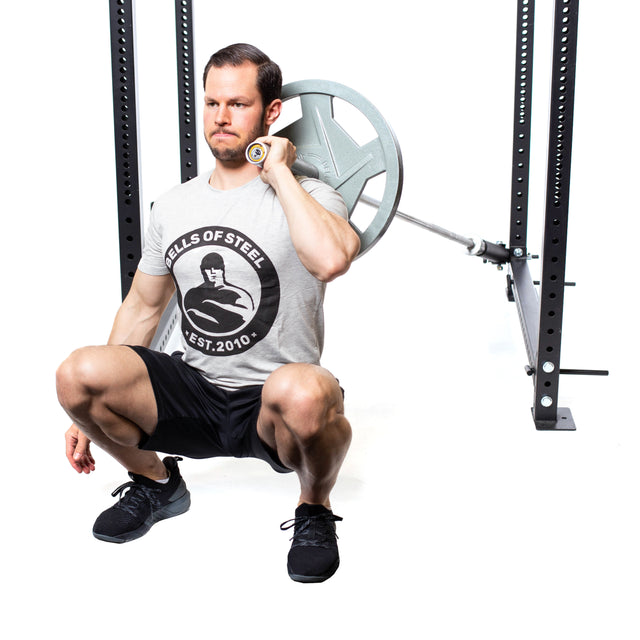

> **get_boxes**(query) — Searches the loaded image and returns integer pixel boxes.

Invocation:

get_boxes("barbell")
[246,79,509,265]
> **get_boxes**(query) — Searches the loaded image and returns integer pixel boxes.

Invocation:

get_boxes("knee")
[56,347,104,411]
[264,364,344,443]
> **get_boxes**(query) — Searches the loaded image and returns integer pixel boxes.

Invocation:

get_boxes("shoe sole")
[287,558,340,583]
[93,489,191,544]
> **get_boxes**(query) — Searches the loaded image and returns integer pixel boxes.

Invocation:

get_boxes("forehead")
[204,62,260,98]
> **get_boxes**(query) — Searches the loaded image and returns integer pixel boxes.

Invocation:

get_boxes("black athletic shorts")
[129,345,292,474]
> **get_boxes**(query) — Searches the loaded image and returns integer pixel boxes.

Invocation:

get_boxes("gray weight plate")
[277,80,403,257]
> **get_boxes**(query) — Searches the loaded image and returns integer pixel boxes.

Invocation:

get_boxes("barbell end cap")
[245,141,269,167]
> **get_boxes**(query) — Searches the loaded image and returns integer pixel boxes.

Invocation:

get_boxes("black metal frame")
[506,0,600,430]
[109,0,143,300]
[508,0,535,257]
[532,0,579,428]
[107,0,605,429]
[174,0,198,183]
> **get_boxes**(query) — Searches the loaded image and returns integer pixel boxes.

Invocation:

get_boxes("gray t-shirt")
[138,171,348,390]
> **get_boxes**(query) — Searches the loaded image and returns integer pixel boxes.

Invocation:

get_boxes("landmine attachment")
[252,79,509,265]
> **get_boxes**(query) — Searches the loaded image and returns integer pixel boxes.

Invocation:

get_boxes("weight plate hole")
[332,97,378,147]
[349,174,386,232]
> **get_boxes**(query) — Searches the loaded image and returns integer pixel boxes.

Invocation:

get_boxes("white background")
[2,1,639,638]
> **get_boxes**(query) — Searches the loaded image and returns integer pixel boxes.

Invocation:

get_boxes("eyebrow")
[204,94,253,103]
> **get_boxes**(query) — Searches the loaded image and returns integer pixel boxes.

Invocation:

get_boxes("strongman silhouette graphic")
[184,252,255,333]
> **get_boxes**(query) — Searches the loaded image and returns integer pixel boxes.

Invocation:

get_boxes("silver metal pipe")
[358,194,475,250]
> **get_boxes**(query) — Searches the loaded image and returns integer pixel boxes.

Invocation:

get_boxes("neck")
[209,161,261,190]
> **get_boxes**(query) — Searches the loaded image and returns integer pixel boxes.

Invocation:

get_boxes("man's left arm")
[257,136,361,282]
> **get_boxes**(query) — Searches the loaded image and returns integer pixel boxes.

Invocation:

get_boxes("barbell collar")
[474,239,510,264]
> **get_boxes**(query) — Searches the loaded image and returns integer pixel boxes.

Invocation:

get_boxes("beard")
[207,119,266,165]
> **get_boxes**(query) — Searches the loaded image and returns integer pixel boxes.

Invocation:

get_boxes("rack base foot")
[533,407,576,431]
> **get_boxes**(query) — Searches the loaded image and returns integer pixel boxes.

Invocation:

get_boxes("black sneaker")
[280,503,343,583]
[93,456,190,543]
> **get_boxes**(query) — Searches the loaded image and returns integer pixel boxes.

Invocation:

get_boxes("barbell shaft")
[358,194,475,249]
[292,158,320,179]
[358,194,510,264]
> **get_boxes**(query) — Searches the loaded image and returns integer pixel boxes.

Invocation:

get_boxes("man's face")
[203,62,267,165]
[203,267,224,284]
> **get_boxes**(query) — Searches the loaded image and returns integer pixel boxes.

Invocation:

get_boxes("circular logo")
[246,141,268,165]
[165,226,280,356]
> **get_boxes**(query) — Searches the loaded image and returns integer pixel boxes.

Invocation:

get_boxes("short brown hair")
[202,43,282,108]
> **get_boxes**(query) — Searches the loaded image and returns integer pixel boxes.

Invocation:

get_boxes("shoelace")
[280,513,343,548]
[110,481,163,517]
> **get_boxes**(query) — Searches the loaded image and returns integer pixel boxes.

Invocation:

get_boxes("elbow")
[316,264,346,283]
[316,236,361,283]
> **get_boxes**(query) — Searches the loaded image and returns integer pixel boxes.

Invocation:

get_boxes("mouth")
[211,130,237,139]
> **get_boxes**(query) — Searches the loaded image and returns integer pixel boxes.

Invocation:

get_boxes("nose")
[215,104,231,125]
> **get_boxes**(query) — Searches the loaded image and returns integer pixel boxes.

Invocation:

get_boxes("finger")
[81,459,94,474]
[65,433,82,473]
[86,444,96,466]
[83,451,96,474]
[76,453,93,474]
[257,136,294,161]
[77,437,96,474]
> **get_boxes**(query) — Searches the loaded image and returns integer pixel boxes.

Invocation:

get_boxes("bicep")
[126,270,176,313]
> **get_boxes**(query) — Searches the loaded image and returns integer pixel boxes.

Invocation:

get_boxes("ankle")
[130,459,169,483]
[147,465,170,483]
[298,495,331,510]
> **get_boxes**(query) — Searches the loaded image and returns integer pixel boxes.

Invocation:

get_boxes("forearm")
[269,166,360,281]
[107,299,166,347]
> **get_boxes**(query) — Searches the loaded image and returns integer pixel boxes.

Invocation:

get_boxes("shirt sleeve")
[137,204,170,276]
[297,177,349,220]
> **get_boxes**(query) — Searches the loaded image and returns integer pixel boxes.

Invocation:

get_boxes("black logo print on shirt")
[165,226,280,356]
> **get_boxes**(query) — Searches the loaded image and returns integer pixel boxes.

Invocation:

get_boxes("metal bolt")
[542,361,555,373]
[513,248,524,258]
[541,395,554,408]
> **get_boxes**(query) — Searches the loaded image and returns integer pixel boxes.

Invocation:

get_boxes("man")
[56,43,360,583]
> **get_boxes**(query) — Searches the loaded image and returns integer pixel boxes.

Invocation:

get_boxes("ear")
[263,99,282,128]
